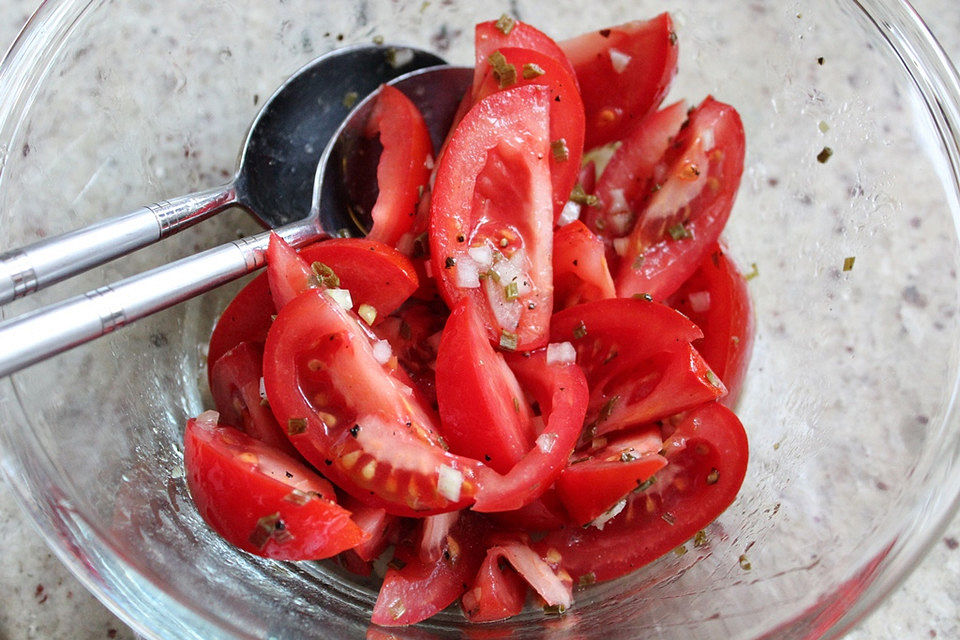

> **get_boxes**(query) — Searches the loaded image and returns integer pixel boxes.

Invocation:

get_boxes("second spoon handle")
[0,184,237,305]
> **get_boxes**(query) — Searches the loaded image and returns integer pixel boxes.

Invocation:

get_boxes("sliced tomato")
[372,299,447,409]
[475,47,585,220]
[419,510,462,563]
[430,85,554,350]
[472,350,588,513]
[263,288,482,517]
[666,243,754,406]
[487,491,569,531]
[207,272,273,380]
[552,220,615,311]
[555,427,666,526]
[209,341,299,457]
[534,402,749,582]
[436,298,534,474]
[461,546,528,623]
[584,100,688,239]
[183,411,367,560]
[615,97,746,300]
[339,493,397,562]
[266,233,316,310]
[560,13,678,149]
[363,84,434,247]
[372,514,486,626]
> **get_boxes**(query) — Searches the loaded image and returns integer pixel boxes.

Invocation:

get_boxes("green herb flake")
[599,395,620,422]
[488,51,517,89]
[572,320,588,339]
[513,396,521,413]
[522,62,546,79]
[636,476,657,492]
[745,262,759,281]
[342,91,359,109]
[694,530,708,547]
[620,450,638,462]
[661,512,676,525]
[579,572,597,587]
[631,293,653,301]
[843,256,856,272]
[543,603,567,616]
[311,262,340,288]
[287,417,308,435]
[504,281,519,301]
[570,184,599,206]
[668,223,692,240]
[495,13,515,35]
[372,35,385,45]
[551,138,570,162]
[817,146,834,163]
[819,120,830,133]
[739,554,752,571]
[706,370,722,388]
[389,599,407,620]
[674,545,688,557]
[499,330,519,351]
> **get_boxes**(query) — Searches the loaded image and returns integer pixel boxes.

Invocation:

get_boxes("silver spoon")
[0,64,473,377]
[0,44,445,305]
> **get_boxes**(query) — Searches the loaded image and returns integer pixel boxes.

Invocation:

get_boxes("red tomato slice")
[430,85,554,351]
[475,47,585,220]
[615,97,746,300]
[473,19,577,100]
[436,298,534,474]
[555,427,667,526]
[462,546,527,623]
[183,411,367,560]
[339,493,397,562]
[372,515,486,626]
[209,341,299,458]
[534,402,748,582]
[472,350,588,513]
[364,84,434,247]
[207,273,274,380]
[560,13,679,149]
[667,243,755,406]
[552,220,616,311]
[487,491,569,531]
[266,233,316,310]
[263,288,482,516]
[419,510,462,563]
[585,100,688,239]
[371,300,448,408]
[490,542,573,609]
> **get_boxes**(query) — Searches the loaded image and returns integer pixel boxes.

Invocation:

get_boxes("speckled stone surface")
[1,1,960,639]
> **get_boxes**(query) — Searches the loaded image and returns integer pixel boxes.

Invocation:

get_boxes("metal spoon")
[0,44,445,305]
[0,64,473,377]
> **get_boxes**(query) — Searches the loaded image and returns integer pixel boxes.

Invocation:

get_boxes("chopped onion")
[468,244,493,268]
[610,212,633,235]
[437,465,463,502]
[388,47,415,68]
[536,432,558,453]
[558,200,581,226]
[701,127,715,152]
[546,342,577,365]
[358,303,378,325]
[484,276,521,331]
[456,256,481,288]
[689,291,711,313]
[258,377,267,400]
[372,340,392,365]
[424,154,435,170]
[609,48,632,73]
[590,498,627,530]
[613,237,631,257]
[327,288,353,310]
[607,187,629,213]
[420,511,459,562]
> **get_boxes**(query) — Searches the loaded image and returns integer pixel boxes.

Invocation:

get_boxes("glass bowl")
[2,0,960,638]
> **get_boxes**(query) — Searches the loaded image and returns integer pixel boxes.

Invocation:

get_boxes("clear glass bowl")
[1,1,959,638]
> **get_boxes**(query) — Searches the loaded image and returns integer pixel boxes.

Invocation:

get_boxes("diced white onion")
[456,256,481,288]
[613,237,631,257]
[468,245,493,268]
[536,432,558,453]
[437,465,463,502]
[558,201,581,226]
[546,342,577,365]
[484,277,521,331]
[608,187,629,213]
[689,291,712,313]
[327,288,353,310]
[610,212,633,235]
[609,48,632,73]
[258,377,267,400]
[372,340,392,365]
[701,127,715,152]
[388,47,415,69]
[590,498,627,530]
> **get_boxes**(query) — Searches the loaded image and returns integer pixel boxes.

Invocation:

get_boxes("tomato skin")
[473,20,577,100]
[207,273,274,383]
[472,350,588,513]
[365,84,434,247]
[560,13,679,149]
[266,233,316,310]
[436,298,534,474]
[615,97,746,301]
[183,411,367,560]
[555,426,666,526]
[462,546,528,623]
[263,288,482,517]
[534,402,748,582]
[475,47,585,221]
[209,341,300,458]
[430,84,554,351]
[666,243,754,406]
[552,220,616,311]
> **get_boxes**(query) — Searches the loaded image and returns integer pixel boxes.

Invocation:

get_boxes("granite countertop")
[2,1,960,639]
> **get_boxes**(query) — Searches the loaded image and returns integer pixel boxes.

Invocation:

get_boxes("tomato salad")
[185,13,752,626]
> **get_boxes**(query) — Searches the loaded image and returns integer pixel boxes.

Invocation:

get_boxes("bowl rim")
[2,0,960,638]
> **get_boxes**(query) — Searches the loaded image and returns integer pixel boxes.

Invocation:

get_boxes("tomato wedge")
[475,47,585,220]
[263,288,482,516]
[207,273,274,379]
[560,13,678,149]
[436,298,534,474]
[430,85,554,350]
[667,243,754,406]
[462,546,527,623]
[209,341,299,457]
[183,411,367,560]
[615,97,746,300]
[534,402,748,582]
[364,84,434,246]
[552,220,616,311]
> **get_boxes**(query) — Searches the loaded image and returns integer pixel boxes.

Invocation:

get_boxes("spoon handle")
[0,184,237,306]
[0,223,318,378]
